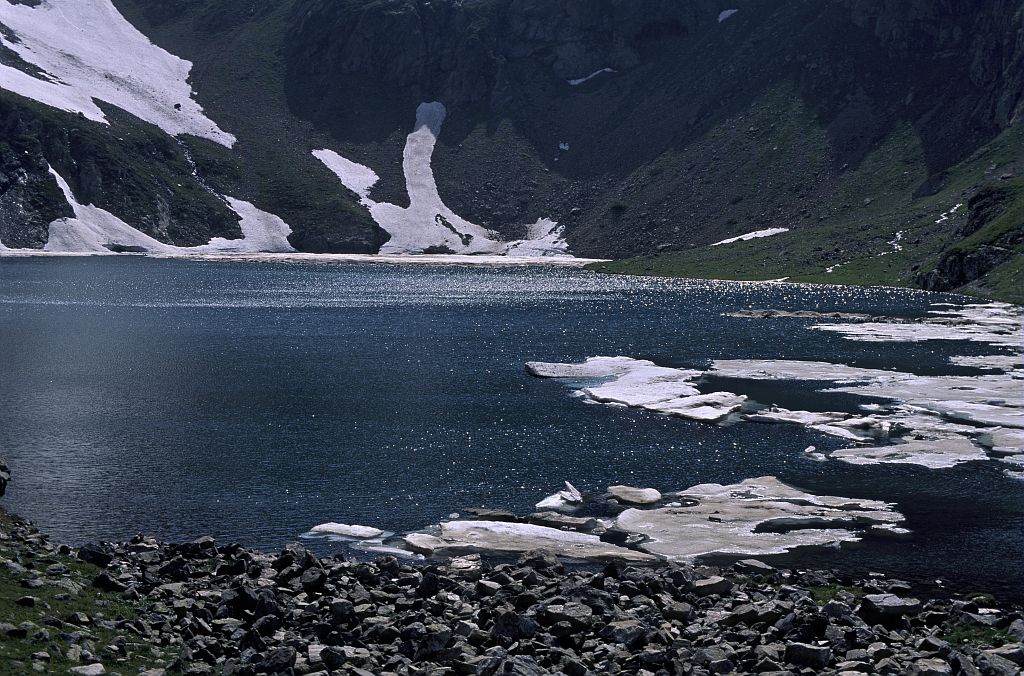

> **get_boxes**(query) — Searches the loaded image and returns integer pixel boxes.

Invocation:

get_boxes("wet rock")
[694,576,733,596]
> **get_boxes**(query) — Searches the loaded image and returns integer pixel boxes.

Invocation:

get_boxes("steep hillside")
[0,0,1021,296]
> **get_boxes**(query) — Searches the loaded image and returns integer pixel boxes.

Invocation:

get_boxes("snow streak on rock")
[207,198,295,254]
[37,165,292,254]
[567,68,615,86]
[0,0,234,146]
[711,228,789,246]
[314,102,570,257]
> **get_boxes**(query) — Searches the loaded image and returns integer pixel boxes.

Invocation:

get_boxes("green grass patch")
[808,584,867,606]
[939,623,1011,649]
[0,513,174,675]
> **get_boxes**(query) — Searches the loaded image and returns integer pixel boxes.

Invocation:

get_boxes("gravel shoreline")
[2,507,1022,676]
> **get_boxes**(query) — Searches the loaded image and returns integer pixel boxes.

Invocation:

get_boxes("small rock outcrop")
[0,457,9,497]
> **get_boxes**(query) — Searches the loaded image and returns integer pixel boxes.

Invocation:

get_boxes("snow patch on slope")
[202,198,294,253]
[567,68,615,86]
[314,102,570,257]
[0,0,234,146]
[504,219,570,257]
[711,228,789,246]
[38,165,293,254]
[44,166,172,253]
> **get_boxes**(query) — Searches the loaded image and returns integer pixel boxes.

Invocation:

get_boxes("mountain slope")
[0,0,1021,297]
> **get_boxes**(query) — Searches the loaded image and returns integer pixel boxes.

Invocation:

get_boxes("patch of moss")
[939,623,1010,649]
[808,584,866,606]
[0,516,175,674]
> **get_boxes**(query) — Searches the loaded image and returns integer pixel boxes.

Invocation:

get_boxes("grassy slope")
[588,121,1024,303]
[0,511,175,675]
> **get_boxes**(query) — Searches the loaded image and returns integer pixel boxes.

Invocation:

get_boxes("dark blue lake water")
[0,257,1021,597]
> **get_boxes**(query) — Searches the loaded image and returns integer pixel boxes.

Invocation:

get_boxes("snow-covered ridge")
[314,102,571,257]
[711,228,789,246]
[0,0,234,146]
[0,165,293,255]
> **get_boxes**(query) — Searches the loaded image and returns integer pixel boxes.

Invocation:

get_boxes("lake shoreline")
[2,505,1023,675]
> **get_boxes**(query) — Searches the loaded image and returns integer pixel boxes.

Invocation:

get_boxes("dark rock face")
[0,102,73,248]
[915,182,1023,293]
[917,244,1018,292]
[284,0,1024,254]
[0,458,9,497]
[0,94,242,248]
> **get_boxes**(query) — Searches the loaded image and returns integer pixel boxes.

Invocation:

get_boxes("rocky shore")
[1,507,1022,676]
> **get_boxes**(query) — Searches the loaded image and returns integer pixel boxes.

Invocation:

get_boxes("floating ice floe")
[712,358,1023,466]
[31,165,294,254]
[616,476,904,559]
[567,68,615,86]
[314,102,570,257]
[395,477,907,562]
[402,520,655,562]
[949,354,1023,372]
[607,485,662,505]
[529,299,1023,470]
[535,481,583,512]
[812,303,1023,349]
[718,9,740,22]
[711,228,789,246]
[0,0,234,146]
[526,356,744,422]
[307,523,386,539]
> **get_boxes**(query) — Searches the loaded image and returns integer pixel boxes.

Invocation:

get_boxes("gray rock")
[694,576,733,596]
[545,601,594,627]
[908,658,953,675]
[69,666,106,676]
[735,558,776,574]
[975,652,1020,676]
[785,642,831,669]
[861,593,921,620]
[599,620,647,648]
[983,644,1024,667]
